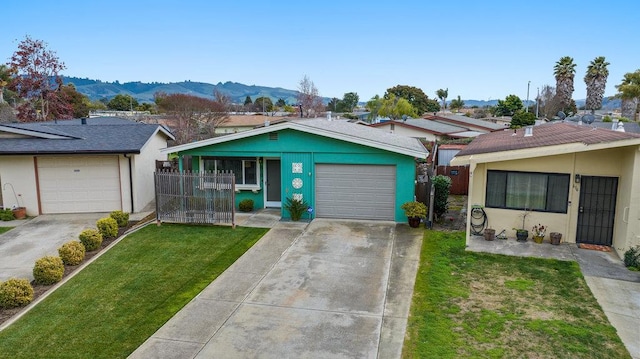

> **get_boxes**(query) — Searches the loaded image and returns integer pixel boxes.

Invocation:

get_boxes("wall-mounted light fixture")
[574,174,581,183]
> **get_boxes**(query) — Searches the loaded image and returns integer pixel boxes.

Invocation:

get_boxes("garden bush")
[239,199,254,212]
[624,246,640,270]
[0,278,34,309]
[96,217,118,238]
[432,175,452,220]
[0,208,15,221]
[33,256,64,285]
[109,210,130,227]
[58,241,86,266]
[79,229,103,251]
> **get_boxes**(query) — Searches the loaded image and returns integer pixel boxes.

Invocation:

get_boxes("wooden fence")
[154,170,235,225]
[436,165,469,195]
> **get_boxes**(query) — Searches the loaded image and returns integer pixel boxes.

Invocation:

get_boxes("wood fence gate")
[154,170,235,225]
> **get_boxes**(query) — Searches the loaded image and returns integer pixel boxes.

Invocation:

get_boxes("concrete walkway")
[468,236,640,359]
[130,218,423,359]
[0,213,108,281]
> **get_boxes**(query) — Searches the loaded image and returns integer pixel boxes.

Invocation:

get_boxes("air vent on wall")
[269,132,278,141]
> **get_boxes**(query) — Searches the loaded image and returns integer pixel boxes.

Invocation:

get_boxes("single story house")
[424,113,505,133]
[0,117,174,216]
[451,122,640,257]
[213,115,290,135]
[369,118,476,140]
[162,118,429,221]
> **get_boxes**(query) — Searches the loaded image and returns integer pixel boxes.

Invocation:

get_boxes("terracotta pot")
[12,207,26,220]
[407,217,421,228]
[484,228,496,241]
[550,232,562,245]
[533,235,544,244]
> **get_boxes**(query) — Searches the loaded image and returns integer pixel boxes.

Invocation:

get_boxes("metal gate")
[154,170,235,225]
[576,176,618,245]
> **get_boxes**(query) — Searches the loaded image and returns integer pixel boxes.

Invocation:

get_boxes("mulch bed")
[0,220,144,327]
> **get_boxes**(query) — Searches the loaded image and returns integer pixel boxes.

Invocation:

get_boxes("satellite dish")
[581,114,595,124]
[557,111,566,120]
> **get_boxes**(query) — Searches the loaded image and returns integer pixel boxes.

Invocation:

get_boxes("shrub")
[432,175,452,220]
[58,241,86,266]
[239,199,254,212]
[33,256,64,285]
[284,196,308,221]
[79,229,103,251]
[109,210,130,227]
[0,278,34,309]
[0,208,15,221]
[96,217,118,238]
[623,246,640,270]
[602,115,612,122]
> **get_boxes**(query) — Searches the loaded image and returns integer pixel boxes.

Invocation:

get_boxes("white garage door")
[37,156,122,213]
[315,164,396,220]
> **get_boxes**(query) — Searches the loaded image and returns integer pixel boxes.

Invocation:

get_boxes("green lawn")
[402,231,630,359]
[0,227,13,235]
[0,224,268,359]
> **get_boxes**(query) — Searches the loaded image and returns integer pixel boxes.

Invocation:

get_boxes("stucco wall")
[0,156,38,216]
[132,131,170,213]
[467,146,640,253]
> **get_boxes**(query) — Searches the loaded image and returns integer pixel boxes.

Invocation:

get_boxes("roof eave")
[451,139,640,165]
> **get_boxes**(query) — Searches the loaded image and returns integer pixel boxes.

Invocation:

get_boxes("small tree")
[432,175,452,221]
[510,111,536,128]
[449,95,464,112]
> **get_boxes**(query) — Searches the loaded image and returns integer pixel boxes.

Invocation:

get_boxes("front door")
[265,159,281,207]
[576,176,618,246]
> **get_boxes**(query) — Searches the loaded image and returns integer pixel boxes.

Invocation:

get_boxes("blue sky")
[3,0,639,103]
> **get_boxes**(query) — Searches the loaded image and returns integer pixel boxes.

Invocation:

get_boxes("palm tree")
[615,69,640,120]
[553,56,576,110]
[584,56,610,113]
[436,88,448,112]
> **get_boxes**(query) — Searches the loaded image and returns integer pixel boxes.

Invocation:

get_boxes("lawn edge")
[0,220,156,332]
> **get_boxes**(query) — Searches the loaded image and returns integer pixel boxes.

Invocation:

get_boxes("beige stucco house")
[451,122,640,257]
[0,117,174,216]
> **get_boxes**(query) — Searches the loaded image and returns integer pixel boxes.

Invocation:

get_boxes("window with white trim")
[485,170,570,213]
[202,157,258,187]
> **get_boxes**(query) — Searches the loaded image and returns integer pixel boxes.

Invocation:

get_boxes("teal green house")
[162,118,429,221]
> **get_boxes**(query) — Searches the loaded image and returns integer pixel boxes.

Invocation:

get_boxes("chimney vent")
[327,111,332,121]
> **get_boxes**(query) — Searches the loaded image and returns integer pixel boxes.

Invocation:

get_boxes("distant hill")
[62,77,304,105]
[63,76,622,110]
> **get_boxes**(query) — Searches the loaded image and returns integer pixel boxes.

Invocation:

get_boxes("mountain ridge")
[62,76,620,110]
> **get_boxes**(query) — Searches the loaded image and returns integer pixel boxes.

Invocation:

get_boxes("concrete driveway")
[0,213,107,281]
[130,218,423,359]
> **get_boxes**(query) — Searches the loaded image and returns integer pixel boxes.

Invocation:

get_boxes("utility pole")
[525,81,530,112]
[535,87,540,118]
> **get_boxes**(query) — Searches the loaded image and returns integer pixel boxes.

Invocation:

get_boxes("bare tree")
[155,91,230,144]
[537,85,563,119]
[297,75,324,118]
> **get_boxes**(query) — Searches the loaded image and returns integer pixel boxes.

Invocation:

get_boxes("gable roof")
[452,122,640,164]
[218,115,291,128]
[163,118,429,158]
[424,114,505,131]
[370,118,469,136]
[0,117,174,155]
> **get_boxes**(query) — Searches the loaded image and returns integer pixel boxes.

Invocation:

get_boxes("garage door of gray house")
[315,164,395,220]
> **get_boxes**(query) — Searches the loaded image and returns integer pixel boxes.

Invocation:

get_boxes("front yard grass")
[0,227,13,235]
[0,223,268,359]
[402,231,630,359]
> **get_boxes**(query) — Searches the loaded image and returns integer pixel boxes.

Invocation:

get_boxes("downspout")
[124,154,134,213]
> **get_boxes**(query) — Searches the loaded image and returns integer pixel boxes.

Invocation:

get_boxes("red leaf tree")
[8,36,72,122]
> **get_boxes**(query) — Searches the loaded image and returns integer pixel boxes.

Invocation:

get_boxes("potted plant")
[483,227,496,241]
[550,232,562,245]
[514,209,530,242]
[401,201,427,228]
[532,224,546,244]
